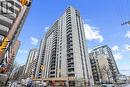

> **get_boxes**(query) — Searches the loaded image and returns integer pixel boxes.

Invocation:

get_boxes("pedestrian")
[27,80,33,87]
[44,82,47,87]
[41,81,47,87]
[52,80,56,87]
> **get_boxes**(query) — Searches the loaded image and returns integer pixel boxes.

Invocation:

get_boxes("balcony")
[50,67,55,70]
[67,47,73,50]
[67,57,73,61]
[0,24,9,36]
[0,6,17,19]
[66,27,72,31]
[66,24,72,29]
[67,39,72,43]
[67,52,73,56]
[66,15,71,18]
[66,18,71,23]
[50,65,55,69]
[67,40,73,44]
[93,70,98,73]
[66,24,72,28]
[68,58,74,62]
[0,14,13,28]
[67,61,74,65]
[50,62,56,65]
[68,73,75,77]
[68,65,74,69]
[7,0,22,11]
[49,75,55,78]
[66,21,71,26]
[68,68,74,74]
[67,49,73,53]
[0,35,4,44]
[50,69,55,72]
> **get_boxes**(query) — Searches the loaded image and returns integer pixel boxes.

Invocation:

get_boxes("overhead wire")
[119,0,125,23]
[124,0,130,26]
[113,0,124,25]
[117,0,130,26]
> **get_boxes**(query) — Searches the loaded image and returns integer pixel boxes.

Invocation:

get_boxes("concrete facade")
[24,48,38,78]
[0,0,32,73]
[35,6,94,86]
[89,45,119,84]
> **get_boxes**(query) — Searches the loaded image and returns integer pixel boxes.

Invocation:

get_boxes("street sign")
[40,65,44,70]
[0,37,9,57]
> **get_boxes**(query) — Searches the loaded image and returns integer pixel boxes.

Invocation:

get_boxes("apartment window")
[66,23,72,28]
[59,72,61,77]
[67,29,72,34]
[68,74,75,77]
[68,68,74,72]
[67,27,71,31]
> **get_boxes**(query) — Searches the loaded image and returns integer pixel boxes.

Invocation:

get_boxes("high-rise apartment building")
[10,65,25,80]
[35,6,94,86]
[0,0,32,73]
[89,45,119,84]
[24,48,38,78]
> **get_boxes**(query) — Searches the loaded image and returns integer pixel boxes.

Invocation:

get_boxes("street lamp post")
[40,65,45,83]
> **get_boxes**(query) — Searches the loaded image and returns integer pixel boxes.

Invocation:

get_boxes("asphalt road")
[7,81,130,87]
[116,83,130,87]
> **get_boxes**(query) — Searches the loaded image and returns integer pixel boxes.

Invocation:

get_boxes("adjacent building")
[116,74,127,84]
[0,0,32,73]
[35,6,94,86]
[23,48,38,78]
[10,65,25,80]
[89,45,119,84]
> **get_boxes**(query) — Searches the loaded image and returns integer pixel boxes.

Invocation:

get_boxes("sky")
[15,0,130,76]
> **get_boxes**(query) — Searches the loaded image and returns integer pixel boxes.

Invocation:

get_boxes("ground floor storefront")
[33,77,92,87]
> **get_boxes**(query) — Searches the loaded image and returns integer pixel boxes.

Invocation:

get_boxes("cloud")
[84,19,91,22]
[120,67,130,71]
[112,45,119,51]
[88,49,92,53]
[84,24,104,43]
[44,26,49,32]
[125,31,130,38]
[119,65,130,76]
[113,52,123,61]
[125,44,130,51]
[30,37,38,45]
[18,50,28,54]
[45,26,49,30]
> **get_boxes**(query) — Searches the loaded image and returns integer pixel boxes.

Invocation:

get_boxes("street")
[117,84,130,87]
[7,83,130,87]
[8,82,24,87]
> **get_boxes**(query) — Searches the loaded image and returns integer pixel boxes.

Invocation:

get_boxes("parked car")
[101,84,115,87]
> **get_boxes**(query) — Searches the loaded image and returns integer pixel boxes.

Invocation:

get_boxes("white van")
[101,84,115,87]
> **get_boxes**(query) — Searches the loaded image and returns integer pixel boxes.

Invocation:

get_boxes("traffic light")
[19,0,28,6]
[0,37,9,56]
[0,38,9,49]
[40,65,44,70]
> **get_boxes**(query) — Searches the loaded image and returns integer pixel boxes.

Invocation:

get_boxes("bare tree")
[100,65,112,83]
[5,61,19,87]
